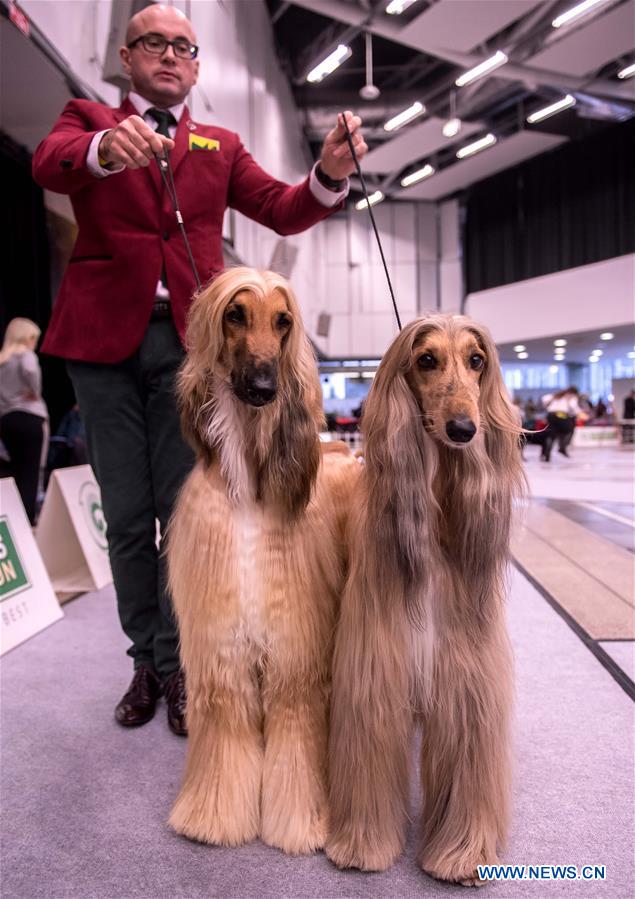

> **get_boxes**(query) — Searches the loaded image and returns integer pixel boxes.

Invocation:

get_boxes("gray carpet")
[1,569,633,899]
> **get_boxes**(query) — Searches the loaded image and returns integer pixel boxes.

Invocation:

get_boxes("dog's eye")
[417,353,437,370]
[276,313,292,330]
[225,305,245,324]
[469,354,485,371]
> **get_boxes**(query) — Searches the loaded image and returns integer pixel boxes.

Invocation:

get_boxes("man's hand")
[319,111,367,181]
[98,115,174,169]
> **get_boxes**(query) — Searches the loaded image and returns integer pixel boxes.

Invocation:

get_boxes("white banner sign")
[36,466,112,598]
[0,478,63,656]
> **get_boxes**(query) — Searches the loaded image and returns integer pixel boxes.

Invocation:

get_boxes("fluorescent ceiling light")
[617,62,635,80]
[456,133,497,159]
[355,190,384,210]
[527,95,576,124]
[589,356,600,362]
[455,51,508,87]
[600,332,614,340]
[627,351,635,358]
[513,345,526,352]
[442,117,461,138]
[549,365,559,373]
[306,45,351,83]
[517,352,529,359]
[384,101,425,132]
[590,349,603,356]
[386,0,419,13]
[553,339,567,346]
[400,164,435,187]
[552,0,612,29]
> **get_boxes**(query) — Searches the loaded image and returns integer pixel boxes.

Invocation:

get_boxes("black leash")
[341,113,402,332]
[155,116,401,322]
[156,150,202,292]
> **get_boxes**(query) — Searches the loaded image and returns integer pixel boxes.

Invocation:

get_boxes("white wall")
[466,254,635,343]
[317,201,440,358]
[21,0,120,105]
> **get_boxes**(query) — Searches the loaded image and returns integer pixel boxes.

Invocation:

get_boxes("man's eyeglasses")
[127,32,198,60]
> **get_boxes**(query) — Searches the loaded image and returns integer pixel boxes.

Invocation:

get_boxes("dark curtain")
[464,118,635,294]
[0,131,75,430]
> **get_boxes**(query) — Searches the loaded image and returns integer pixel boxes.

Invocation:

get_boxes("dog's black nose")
[245,366,277,405]
[446,416,477,444]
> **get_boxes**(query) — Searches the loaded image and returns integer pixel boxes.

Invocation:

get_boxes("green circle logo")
[78,482,108,551]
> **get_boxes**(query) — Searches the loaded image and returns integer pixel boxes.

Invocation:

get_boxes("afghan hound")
[326,314,526,885]
[167,267,359,854]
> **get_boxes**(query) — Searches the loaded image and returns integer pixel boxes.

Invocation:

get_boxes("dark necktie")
[148,107,177,138]
[148,108,176,293]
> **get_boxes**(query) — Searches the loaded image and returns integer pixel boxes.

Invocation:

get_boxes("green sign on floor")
[0,517,31,601]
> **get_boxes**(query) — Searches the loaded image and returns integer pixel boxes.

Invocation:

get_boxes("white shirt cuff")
[309,163,349,207]
[86,131,126,178]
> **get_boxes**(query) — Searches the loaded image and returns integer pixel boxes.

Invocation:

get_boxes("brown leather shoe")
[164,668,187,736]
[115,666,162,727]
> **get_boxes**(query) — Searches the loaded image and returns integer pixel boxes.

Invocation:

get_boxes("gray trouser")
[67,319,195,679]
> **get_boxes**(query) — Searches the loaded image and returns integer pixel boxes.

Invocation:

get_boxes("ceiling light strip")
[383,101,425,132]
[527,94,576,124]
[617,62,635,79]
[306,45,351,83]
[456,133,497,159]
[455,51,508,87]
[552,0,612,29]
[355,190,384,211]
[400,164,435,187]
[386,0,419,14]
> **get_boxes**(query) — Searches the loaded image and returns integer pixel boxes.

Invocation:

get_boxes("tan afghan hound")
[167,267,359,854]
[327,314,526,885]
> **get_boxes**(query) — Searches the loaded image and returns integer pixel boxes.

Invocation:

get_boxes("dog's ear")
[176,284,224,465]
[258,392,321,516]
[471,325,526,493]
[176,358,214,465]
[363,338,438,620]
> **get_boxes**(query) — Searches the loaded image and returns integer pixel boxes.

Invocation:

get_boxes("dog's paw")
[325,828,403,872]
[419,848,494,887]
[261,807,328,856]
[169,792,259,847]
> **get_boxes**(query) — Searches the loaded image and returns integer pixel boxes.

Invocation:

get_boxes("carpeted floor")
[1,567,633,899]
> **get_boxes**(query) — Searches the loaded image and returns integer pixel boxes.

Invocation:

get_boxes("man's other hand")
[319,111,367,181]
[98,115,175,169]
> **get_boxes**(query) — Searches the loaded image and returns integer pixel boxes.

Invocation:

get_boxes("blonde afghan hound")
[327,314,526,885]
[167,267,359,854]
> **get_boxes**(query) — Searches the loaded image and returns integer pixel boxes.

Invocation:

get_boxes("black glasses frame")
[127,32,199,60]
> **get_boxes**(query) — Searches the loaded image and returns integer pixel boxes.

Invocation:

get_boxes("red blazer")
[33,98,338,362]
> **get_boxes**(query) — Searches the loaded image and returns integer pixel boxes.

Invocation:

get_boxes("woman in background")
[0,318,49,524]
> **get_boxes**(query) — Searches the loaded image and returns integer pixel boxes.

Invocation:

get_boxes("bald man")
[33,4,366,737]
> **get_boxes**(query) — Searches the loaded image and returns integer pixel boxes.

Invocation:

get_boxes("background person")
[622,390,635,445]
[0,318,49,525]
[541,387,583,461]
[31,3,367,736]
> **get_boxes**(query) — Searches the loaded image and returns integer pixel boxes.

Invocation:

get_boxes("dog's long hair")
[327,314,526,882]
[177,267,323,515]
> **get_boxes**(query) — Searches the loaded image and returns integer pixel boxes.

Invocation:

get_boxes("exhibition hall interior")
[0,0,633,896]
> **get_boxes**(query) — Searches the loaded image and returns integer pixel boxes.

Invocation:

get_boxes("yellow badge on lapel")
[188,134,220,152]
